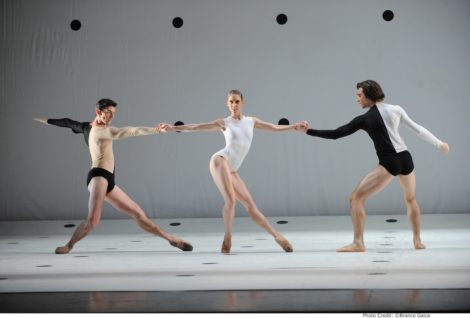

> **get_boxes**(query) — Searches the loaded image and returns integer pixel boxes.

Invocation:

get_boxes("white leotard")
[213,116,254,172]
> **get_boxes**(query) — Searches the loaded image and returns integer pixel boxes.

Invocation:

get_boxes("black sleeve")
[306,115,363,140]
[47,118,89,134]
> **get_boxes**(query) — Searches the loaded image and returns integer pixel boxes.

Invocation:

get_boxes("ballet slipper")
[275,236,293,253]
[413,239,426,250]
[169,239,193,251]
[336,243,365,252]
[221,237,231,254]
[55,245,71,254]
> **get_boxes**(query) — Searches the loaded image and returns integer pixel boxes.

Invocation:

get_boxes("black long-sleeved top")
[47,118,91,145]
[306,103,442,157]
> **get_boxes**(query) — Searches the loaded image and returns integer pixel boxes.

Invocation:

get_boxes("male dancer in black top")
[35,98,193,254]
[304,80,449,252]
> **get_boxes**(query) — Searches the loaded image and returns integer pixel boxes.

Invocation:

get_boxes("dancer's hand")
[295,120,309,132]
[440,142,449,155]
[157,123,174,133]
[34,118,48,125]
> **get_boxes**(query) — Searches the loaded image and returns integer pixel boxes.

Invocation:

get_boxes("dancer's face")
[96,106,116,125]
[356,88,374,108]
[227,94,244,116]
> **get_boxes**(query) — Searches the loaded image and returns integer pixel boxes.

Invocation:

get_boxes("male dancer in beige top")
[35,98,193,254]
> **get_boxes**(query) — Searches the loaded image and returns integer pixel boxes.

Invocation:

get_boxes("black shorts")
[86,168,115,193]
[378,150,414,176]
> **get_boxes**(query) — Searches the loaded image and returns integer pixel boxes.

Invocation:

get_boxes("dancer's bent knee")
[86,218,100,229]
[349,191,366,206]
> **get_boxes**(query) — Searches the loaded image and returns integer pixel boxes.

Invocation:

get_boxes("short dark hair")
[356,80,385,102]
[96,98,117,110]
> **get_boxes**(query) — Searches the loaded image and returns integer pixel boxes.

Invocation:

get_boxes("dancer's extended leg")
[337,165,394,252]
[231,172,292,252]
[55,177,108,254]
[397,171,425,249]
[105,185,192,251]
[210,156,236,253]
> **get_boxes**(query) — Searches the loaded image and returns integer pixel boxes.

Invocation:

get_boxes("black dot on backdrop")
[0,278,8,280]
[368,272,387,275]
[383,10,394,22]
[170,222,181,226]
[36,265,53,268]
[277,220,288,224]
[276,13,288,25]
[386,219,397,223]
[174,121,184,133]
[70,19,81,31]
[7,242,19,245]
[105,248,117,250]
[64,224,76,228]
[176,274,195,277]
[173,17,184,28]
[278,118,290,125]
[202,262,218,265]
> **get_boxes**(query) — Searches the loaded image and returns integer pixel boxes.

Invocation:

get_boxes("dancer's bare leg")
[337,165,394,252]
[397,171,425,249]
[55,177,108,254]
[210,156,236,253]
[231,172,293,252]
[105,186,192,251]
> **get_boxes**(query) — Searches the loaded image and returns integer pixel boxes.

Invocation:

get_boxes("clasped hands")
[294,120,310,132]
[156,123,177,133]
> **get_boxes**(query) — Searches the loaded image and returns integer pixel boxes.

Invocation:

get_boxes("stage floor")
[1,213,469,312]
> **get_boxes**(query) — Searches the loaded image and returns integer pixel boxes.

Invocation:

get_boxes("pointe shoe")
[169,239,193,251]
[275,236,293,253]
[221,238,231,254]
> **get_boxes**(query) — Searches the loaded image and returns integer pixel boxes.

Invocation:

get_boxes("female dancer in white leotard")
[159,90,308,253]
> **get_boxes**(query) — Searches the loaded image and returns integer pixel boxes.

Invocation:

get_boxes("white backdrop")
[1,0,469,220]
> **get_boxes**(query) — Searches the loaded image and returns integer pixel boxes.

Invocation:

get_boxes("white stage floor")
[1,214,470,294]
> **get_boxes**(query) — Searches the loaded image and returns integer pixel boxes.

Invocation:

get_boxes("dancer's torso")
[89,127,116,173]
[214,116,254,172]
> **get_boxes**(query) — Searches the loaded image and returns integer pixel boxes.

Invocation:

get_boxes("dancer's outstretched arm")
[305,116,363,140]
[253,117,309,132]
[34,118,48,125]
[398,107,450,155]
[104,126,160,140]
[34,117,89,134]
[159,119,225,133]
